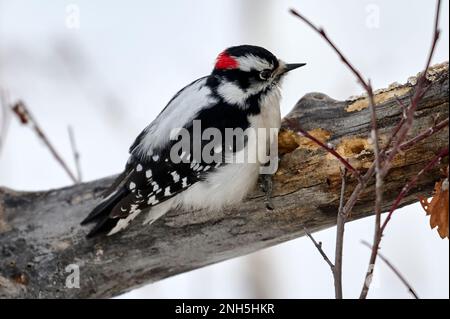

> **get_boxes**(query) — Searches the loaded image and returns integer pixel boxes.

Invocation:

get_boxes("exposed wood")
[0,63,448,298]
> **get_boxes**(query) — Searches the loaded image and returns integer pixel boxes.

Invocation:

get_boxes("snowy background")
[0,0,448,298]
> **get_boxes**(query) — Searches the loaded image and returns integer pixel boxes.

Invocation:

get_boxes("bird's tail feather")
[81,186,127,238]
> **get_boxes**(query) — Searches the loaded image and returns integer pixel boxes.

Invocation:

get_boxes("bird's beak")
[284,63,306,73]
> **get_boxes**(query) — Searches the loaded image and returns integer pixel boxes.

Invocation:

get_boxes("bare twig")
[289,122,362,182]
[303,226,335,271]
[289,7,390,300]
[361,240,419,299]
[305,168,347,299]
[334,168,347,299]
[359,116,448,204]
[291,1,443,299]
[304,169,348,299]
[367,84,384,286]
[379,7,441,178]
[382,147,448,233]
[396,117,449,152]
[382,101,407,157]
[11,101,78,183]
[340,103,423,224]
[342,111,414,219]
[68,126,82,183]
[359,147,448,298]
[289,9,371,91]
[290,8,386,255]
[360,0,442,299]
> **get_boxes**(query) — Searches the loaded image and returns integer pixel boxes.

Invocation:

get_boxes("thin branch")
[334,168,347,299]
[359,147,448,298]
[11,100,78,183]
[303,226,335,271]
[367,82,384,273]
[289,6,387,224]
[291,1,443,299]
[377,97,412,162]
[289,7,391,300]
[288,122,362,182]
[341,109,411,218]
[289,8,400,225]
[383,113,406,157]
[361,240,419,299]
[289,8,370,91]
[396,117,449,153]
[360,0,442,299]
[305,169,348,299]
[68,126,82,183]
[339,97,421,227]
[382,147,448,233]
[379,4,441,178]
[361,116,448,201]
[290,8,384,257]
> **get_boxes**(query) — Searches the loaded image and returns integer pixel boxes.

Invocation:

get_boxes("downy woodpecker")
[81,45,305,237]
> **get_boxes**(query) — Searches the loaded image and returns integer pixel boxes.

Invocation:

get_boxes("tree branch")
[0,63,448,298]
[334,168,347,299]
[11,101,78,183]
[359,0,442,298]
[68,126,82,183]
[361,240,419,299]
[303,226,335,271]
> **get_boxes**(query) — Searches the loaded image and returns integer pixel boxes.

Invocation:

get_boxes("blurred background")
[0,0,448,298]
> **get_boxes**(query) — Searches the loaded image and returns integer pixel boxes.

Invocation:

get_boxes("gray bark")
[0,63,448,298]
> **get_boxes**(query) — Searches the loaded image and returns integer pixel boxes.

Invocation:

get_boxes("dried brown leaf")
[420,169,449,239]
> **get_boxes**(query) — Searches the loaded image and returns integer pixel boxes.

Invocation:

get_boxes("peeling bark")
[0,63,448,298]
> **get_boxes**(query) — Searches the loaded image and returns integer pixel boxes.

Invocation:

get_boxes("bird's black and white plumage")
[81,45,305,237]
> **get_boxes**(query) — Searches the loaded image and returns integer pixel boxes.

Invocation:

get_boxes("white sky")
[0,0,448,298]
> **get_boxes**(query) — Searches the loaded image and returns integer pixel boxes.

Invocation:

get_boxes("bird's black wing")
[81,145,216,237]
[81,76,251,238]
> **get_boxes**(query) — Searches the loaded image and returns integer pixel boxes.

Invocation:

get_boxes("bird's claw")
[259,174,274,210]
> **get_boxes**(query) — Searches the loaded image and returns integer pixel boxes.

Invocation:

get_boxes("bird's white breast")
[139,86,283,227]
[250,86,282,132]
[175,87,282,212]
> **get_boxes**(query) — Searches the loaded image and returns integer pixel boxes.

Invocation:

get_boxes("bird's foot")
[259,174,274,211]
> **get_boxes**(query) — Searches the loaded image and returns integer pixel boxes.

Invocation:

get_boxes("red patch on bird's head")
[215,51,238,70]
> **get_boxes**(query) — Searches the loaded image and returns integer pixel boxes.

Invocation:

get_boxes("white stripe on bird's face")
[235,54,273,72]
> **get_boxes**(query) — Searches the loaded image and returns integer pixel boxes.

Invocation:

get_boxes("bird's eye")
[259,70,271,80]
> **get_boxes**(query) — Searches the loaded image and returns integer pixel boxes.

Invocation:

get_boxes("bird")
[81,45,305,237]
